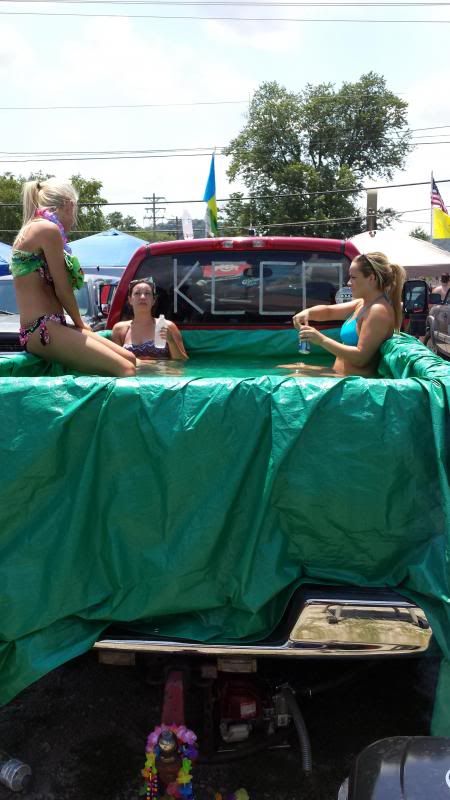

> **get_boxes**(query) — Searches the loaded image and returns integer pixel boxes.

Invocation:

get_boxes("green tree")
[0,171,52,244]
[223,74,411,238]
[410,226,430,241]
[71,175,107,240]
[105,211,139,231]
[0,172,109,243]
[0,173,24,244]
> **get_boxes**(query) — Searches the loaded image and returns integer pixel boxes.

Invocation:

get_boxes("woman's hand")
[76,321,92,332]
[298,324,325,346]
[162,320,188,360]
[292,310,309,330]
[159,321,170,341]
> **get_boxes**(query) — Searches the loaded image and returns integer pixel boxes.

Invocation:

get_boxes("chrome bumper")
[95,595,431,659]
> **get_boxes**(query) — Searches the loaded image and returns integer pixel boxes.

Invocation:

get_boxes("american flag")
[431,178,448,214]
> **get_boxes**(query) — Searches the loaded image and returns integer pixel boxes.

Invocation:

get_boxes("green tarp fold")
[0,333,449,734]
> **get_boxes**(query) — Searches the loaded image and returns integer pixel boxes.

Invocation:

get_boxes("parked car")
[424,289,450,360]
[0,274,119,352]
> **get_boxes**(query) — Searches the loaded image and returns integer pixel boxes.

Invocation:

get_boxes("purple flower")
[184,730,197,745]
[146,726,162,749]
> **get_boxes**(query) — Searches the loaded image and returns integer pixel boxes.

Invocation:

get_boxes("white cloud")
[0,24,33,76]
[204,18,301,53]
[406,73,450,129]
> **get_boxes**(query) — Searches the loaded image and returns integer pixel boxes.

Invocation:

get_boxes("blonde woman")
[11,178,136,376]
[293,252,406,377]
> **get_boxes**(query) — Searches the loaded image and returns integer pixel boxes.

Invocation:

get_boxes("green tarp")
[0,332,449,733]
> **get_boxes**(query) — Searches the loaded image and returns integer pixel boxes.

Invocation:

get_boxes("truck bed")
[1,332,449,732]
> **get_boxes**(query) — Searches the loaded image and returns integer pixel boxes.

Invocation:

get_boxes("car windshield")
[0,281,18,313]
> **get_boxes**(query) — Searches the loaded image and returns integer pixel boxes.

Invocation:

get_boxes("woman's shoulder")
[21,218,62,250]
[35,218,63,240]
[364,299,394,323]
[112,320,129,331]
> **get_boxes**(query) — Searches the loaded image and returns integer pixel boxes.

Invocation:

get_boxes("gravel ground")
[0,651,440,800]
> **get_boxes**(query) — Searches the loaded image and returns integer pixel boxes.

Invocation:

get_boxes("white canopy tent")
[349,230,450,280]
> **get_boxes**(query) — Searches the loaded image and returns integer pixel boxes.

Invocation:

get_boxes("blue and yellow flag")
[203,155,218,237]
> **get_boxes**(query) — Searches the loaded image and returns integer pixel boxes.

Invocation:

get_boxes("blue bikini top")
[340,294,388,346]
[340,316,359,346]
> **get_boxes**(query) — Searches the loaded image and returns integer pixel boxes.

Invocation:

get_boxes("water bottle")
[154,314,166,349]
[298,311,311,355]
[0,751,32,792]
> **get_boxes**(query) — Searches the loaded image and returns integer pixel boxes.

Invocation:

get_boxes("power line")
[4,1,450,5]
[2,10,450,20]
[0,210,422,236]
[0,151,226,164]
[0,94,410,111]
[1,178,449,209]
[9,98,450,115]
[1,126,449,156]
[2,138,450,164]
[0,128,440,157]
[0,147,226,155]
[0,100,249,111]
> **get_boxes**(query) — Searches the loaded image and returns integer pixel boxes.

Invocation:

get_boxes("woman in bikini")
[11,178,136,377]
[111,279,188,361]
[292,252,406,377]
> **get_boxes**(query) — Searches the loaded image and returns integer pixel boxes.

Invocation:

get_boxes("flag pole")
[431,171,434,240]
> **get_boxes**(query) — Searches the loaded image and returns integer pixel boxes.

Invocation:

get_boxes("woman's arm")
[40,224,86,327]
[301,305,393,368]
[164,321,188,360]
[293,299,360,329]
[111,322,127,347]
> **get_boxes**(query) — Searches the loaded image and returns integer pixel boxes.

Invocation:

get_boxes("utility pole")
[143,193,166,234]
[366,189,378,233]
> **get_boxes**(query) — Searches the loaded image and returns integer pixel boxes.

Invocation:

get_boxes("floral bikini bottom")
[19,313,67,349]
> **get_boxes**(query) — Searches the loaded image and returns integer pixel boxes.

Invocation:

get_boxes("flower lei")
[34,208,84,290]
[35,208,72,253]
[141,724,198,799]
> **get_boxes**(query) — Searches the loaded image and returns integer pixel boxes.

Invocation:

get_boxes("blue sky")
[1,0,450,235]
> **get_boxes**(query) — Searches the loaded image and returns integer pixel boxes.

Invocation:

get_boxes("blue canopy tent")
[69,228,148,276]
[0,242,12,277]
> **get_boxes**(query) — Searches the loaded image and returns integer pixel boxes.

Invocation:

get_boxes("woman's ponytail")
[388,262,407,331]
[355,252,406,331]
[21,180,41,226]
[13,178,78,249]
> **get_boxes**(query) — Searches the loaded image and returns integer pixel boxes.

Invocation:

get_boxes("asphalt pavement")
[0,652,440,800]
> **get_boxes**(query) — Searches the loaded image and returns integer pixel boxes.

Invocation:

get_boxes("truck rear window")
[130,249,350,326]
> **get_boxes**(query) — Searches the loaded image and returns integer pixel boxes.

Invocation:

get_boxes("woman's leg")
[26,322,136,377]
[82,329,136,365]
[277,362,337,377]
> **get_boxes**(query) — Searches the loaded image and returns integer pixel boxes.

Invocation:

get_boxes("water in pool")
[137,352,338,379]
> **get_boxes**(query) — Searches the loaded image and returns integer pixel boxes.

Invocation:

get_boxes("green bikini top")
[10,249,84,290]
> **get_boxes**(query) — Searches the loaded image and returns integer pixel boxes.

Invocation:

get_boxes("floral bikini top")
[10,249,84,290]
[10,208,84,290]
